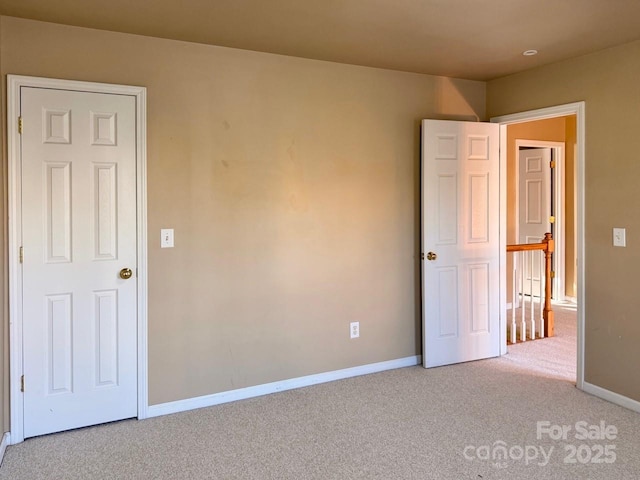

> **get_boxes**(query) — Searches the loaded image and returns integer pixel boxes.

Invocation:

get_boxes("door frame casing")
[514,140,566,302]
[7,75,149,444]
[492,102,585,389]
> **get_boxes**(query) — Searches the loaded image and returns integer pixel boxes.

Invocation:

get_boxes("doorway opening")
[492,102,584,390]
[516,141,567,301]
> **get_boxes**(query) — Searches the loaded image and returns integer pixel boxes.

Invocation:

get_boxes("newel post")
[542,232,555,337]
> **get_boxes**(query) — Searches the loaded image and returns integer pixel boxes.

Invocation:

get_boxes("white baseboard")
[582,382,640,414]
[147,355,421,418]
[0,432,9,466]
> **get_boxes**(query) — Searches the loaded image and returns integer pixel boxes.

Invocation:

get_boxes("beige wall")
[488,39,640,401]
[0,16,486,415]
[565,117,577,297]
[506,116,577,298]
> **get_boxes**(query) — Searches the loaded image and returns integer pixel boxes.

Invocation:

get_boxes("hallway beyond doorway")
[505,302,577,382]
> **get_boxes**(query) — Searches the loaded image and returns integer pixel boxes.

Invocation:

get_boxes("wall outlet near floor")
[350,321,360,339]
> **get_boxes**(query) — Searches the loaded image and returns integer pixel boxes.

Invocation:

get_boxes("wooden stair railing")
[506,232,555,341]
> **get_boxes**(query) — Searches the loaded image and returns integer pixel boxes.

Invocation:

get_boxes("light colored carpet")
[2,304,639,479]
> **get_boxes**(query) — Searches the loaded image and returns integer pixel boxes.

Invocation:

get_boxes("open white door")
[421,120,501,368]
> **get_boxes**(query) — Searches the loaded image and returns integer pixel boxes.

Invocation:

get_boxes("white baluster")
[539,249,545,338]
[528,251,532,340]
[521,251,526,342]
[511,253,517,344]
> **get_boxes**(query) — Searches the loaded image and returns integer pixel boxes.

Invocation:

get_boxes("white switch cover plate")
[613,228,626,247]
[161,228,174,248]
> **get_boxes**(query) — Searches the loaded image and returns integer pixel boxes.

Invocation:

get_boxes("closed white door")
[422,120,500,368]
[21,87,138,438]
[518,148,552,296]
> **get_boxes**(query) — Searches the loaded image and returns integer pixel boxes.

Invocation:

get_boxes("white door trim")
[7,75,148,444]
[492,102,585,390]
[514,140,566,301]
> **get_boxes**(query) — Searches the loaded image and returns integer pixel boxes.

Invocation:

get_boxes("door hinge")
[21,375,25,392]
[18,116,23,134]
[550,270,556,278]
[19,246,24,263]
[550,160,556,168]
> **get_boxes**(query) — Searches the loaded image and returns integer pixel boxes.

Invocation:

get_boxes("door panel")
[21,87,138,438]
[422,120,500,368]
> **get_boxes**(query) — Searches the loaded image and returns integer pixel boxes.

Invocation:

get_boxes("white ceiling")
[3,0,640,80]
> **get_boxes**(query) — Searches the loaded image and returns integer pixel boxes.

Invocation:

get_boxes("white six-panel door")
[21,87,138,437]
[422,120,500,368]
[518,148,552,296]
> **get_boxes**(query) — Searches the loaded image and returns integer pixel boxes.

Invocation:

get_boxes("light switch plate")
[613,227,626,247]
[161,228,174,248]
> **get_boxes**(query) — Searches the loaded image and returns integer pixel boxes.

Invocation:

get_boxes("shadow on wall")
[432,77,485,122]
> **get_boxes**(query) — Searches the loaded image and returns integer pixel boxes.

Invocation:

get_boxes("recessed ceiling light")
[523,49,538,56]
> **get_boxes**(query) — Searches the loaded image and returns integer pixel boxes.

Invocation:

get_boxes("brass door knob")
[119,268,133,280]
[426,252,437,261]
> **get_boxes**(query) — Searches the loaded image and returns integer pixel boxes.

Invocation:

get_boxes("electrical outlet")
[613,227,626,247]
[350,321,360,339]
